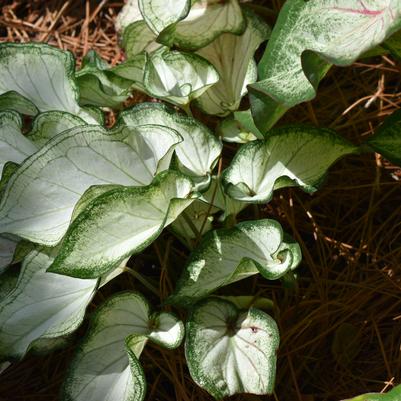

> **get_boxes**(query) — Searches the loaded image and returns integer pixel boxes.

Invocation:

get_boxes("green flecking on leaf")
[48,170,197,279]
[249,0,401,133]
[169,219,301,306]
[62,291,184,401]
[0,43,102,123]
[0,122,181,245]
[367,108,401,166]
[221,125,358,203]
[185,297,279,399]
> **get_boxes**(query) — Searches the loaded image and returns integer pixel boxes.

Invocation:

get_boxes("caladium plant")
[0,1,401,400]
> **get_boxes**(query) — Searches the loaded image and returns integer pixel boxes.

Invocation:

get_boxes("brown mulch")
[0,1,401,400]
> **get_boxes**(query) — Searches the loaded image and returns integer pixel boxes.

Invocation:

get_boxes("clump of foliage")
[0,1,401,400]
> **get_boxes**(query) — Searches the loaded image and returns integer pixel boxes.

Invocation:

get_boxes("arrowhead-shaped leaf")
[367,109,401,166]
[76,51,133,109]
[0,111,37,174]
[0,43,100,123]
[185,297,279,399]
[249,0,401,132]
[62,292,184,401]
[0,123,181,245]
[0,249,98,361]
[169,219,301,306]
[122,21,161,58]
[27,111,87,147]
[143,47,219,106]
[139,0,191,34]
[196,9,270,116]
[115,0,143,32]
[222,126,358,203]
[157,0,246,51]
[0,91,38,116]
[48,171,197,278]
[117,102,222,186]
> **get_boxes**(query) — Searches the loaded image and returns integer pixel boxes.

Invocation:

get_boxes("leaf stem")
[181,103,193,117]
[123,266,160,297]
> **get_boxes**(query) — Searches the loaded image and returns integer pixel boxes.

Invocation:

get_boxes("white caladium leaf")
[196,10,270,116]
[218,110,263,143]
[48,171,197,279]
[0,111,37,174]
[249,0,401,132]
[122,21,161,58]
[112,54,147,92]
[342,385,401,401]
[158,0,246,51]
[0,235,18,274]
[117,102,222,185]
[76,50,133,109]
[367,109,401,166]
[0,91,38,116]
[0,43,100,124]
[185,297,279,399]
[0,249,98,361]
[62,292,184,401]
[143,47,219,106]
[139,0,191,34]
[27,111,87,148]
[169,219,301,306]
[0,123,181,245]
[222,126,358,203]
[115,0,143,32]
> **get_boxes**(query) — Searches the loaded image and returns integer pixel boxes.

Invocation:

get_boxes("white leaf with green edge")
[367,109,401,166]
[0,249,98,361]
[0,123,181,245]
[115,0,143,32]
[139,0,191,34]
[0,111,37,174]
[185,297,279,399]
[0,235,18,274]
[0,91,38,116]
[117,102,222,185]
[143,48,219,106]
[158,0,246,51]
[0,43,99,124]
[76,51,133,109]
[169,219,301,306]
[122,21,161,58]
[48,171,197,279]
[112,54,147,92]
[27,111,87,148]
[62,292,184,401]
[222,126,358,203]
[195,10,269,116]
[218,109,264,143]
[342,384,401,401]
[249,0,401,133]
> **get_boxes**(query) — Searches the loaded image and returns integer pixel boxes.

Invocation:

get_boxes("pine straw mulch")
[0,1,401,400]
